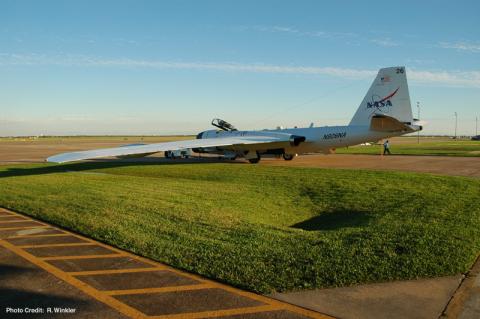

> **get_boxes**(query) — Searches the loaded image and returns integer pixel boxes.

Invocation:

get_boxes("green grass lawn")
[336,138,480,156]
[1,162,479,293]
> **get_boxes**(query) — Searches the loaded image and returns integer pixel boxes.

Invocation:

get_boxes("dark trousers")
[383,147,391,155]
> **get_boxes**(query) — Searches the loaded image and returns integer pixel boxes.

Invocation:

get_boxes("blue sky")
[1,0,479,136]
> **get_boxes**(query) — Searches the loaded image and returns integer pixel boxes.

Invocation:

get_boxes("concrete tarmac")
[271,276,462,319]
[260,154,480,179]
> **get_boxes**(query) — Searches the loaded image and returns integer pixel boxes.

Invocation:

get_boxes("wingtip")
[46,156,64,164]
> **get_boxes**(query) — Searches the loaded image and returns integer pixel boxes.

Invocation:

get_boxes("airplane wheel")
[283,153,295,161]
[246,151,261,164]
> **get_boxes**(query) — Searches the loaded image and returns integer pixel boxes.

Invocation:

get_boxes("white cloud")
[405,58,436,66]
[1,53,479,88]
[408,69,480,88]
[243,25,405,48]
[268,26,300,34]
[438,41,480,53]
[245,25,357,39]
[0,53,376,78]
[370,38,399,47]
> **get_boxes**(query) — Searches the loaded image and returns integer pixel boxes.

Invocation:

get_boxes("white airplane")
[47,66,423,164]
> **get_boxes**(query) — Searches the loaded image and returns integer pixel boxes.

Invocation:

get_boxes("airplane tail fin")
[349,67,414,127]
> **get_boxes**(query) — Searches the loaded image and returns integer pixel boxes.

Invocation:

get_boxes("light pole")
[476,116,478,136]
[454,112,458,139]
[417,101,420,144]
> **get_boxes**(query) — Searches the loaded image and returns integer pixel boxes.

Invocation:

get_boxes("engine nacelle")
[289,135,306,146]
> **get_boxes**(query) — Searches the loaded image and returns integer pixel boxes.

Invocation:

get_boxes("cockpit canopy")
[211,118,238,131]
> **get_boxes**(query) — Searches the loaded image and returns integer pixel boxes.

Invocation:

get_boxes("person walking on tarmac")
[383,140,391,155]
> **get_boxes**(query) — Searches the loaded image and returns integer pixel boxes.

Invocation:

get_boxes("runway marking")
[0,225,50,231]
[7,233,69,239]
[69,267,164,276]
[0,237,148,319]
[106,283,214,296]
[144,262,328,318]
[11,227,62,236]
[0,216,28,220]
[148,305,282,319]
[17,242,97,249]
[41,254,127,261]
[0,220,47,225]
[0,212,15,216]
[0,222,49,228]
[65,237,164,268]
[0,208,333,319]
[41,228,165,268]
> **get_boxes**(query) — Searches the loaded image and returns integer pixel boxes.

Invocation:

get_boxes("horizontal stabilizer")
[370,115,416,133]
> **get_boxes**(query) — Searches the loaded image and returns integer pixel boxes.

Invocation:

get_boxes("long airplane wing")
[46,135,293,163]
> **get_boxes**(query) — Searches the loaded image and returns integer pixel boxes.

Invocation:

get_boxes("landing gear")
[283,153,296,161]
[246,151,261,164]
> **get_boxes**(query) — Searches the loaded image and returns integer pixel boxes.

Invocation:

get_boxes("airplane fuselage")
[196,124,397,159]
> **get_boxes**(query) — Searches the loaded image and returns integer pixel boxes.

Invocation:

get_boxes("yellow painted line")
[17,242,96,249]
[0,212,50,226]
[114,253,161,267]
[138,264,209,284]
[63,232,162,268]
[218,285,331,319]
[0,238,148,319]
[148,263,332,318]
[37,232,159,267]
[0,225,50,231]
[1,210,21,214]
[69,267,164,276]
[105,283,214,296]
[0,219,36,224]
[0,223,50,229]
[0,216,27,219]
[149,305,282,319]
[7,233,68,239]
[41,254,127,261]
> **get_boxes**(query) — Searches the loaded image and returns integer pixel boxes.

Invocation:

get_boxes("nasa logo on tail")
[366,87,399,114]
